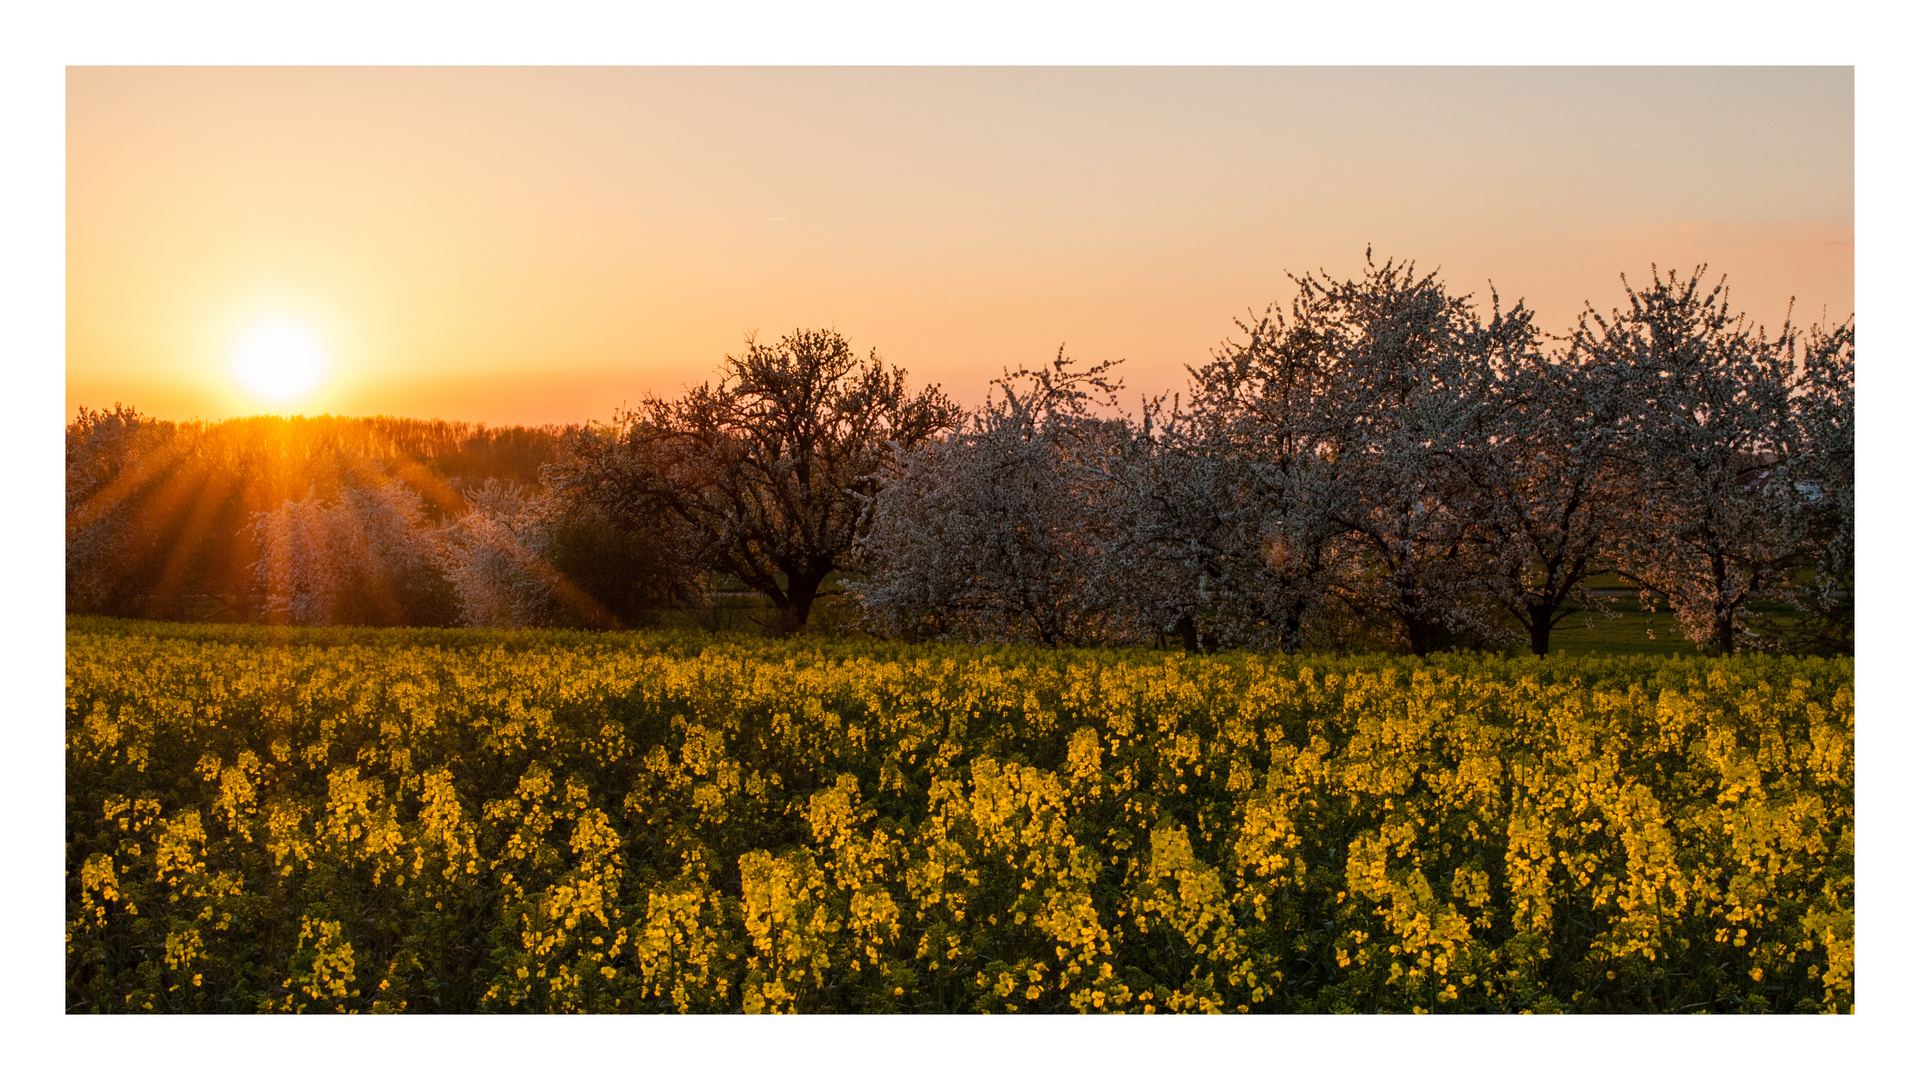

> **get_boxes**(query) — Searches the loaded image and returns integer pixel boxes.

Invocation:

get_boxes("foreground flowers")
[67,622,1852,1013]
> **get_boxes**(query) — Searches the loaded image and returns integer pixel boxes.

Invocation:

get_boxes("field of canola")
[66,619,1854,1013]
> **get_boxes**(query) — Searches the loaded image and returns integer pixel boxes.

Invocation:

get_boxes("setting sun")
[230,319,326,403]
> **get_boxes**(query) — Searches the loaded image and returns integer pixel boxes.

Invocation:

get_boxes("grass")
[73,578,1809,662]
[68,601,1709,661]
[1540,603,1698,658]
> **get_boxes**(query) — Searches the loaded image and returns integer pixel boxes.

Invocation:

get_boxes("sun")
[231,319,327,403]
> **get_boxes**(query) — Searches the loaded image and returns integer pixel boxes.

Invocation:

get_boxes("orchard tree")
[1111,305,1351,653]
[1788,320,1855,652]
[856,352,1126,646]
[1449,318,1632,656]
[1744,318,1855,654]
[436,480,560,628]
[1588,266,1826,655]
[439,479,699,630]
[541,504,703,629]
[1299,254,1529,654]
[247,474,456,626]
[66,405,179,613]
[550,329,958,631]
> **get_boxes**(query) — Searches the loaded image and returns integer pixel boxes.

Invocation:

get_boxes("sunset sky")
[67,66,1853,426]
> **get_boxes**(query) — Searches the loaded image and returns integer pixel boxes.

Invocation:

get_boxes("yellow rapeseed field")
[65,619,1853,1013]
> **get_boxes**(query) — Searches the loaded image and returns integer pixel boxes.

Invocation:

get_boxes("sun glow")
[231,319,327,403]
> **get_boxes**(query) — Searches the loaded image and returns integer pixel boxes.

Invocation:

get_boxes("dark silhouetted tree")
[551,329,959,631]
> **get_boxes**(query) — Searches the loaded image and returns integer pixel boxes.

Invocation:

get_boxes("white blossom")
[247,475,448,626]
[436,480,567,628]
[855,352,1126,645]
[1581,267,1841,654]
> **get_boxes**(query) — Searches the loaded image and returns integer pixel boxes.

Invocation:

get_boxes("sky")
[69,66,1853,425]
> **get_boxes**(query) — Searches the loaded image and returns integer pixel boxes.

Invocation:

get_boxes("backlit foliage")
[68,621,1852,1013]
[65,412,575,624]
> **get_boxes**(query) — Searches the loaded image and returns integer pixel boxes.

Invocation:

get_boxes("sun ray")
[377,449,623,629]
[142,460,240,621]
[66,429,194,538]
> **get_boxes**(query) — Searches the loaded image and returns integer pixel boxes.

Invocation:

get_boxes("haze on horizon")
[67,66,1854,427]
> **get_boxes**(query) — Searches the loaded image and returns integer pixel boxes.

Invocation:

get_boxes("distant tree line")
[66,257,1853,655]
[65,413,586,625]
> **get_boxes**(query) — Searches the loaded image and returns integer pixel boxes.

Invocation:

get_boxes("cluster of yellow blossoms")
[66,620,1852,1013]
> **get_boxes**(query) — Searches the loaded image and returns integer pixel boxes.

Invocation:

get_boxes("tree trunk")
[1527,602,1557,657]
[778,568,831,632]
[1403,612,1439,656]
[1278,604,1306,656]
[1175,612,1200,654]
[1710,551,1735,655]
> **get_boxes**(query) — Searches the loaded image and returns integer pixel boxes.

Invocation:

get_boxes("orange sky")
[67,66,1853,426]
